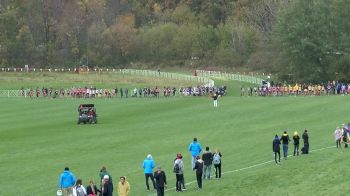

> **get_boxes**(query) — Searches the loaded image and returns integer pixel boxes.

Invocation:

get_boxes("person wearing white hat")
[142,154,156,191]
[102,175,113,196]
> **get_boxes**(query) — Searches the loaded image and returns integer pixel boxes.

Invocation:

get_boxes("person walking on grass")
[189,137,202,169]
[272,135,281,164]
[202,146,213,180]
[213,149,222,179]
[293,131,300,156]
[335,127,342,148]
[280,131,290,159]
[73,179,87,196]
[117,176,130,196]
[59,167,76,196]
[154,166,167,196]
[174,153,186,192]
[142,154,156,191]
[193,156,204,189]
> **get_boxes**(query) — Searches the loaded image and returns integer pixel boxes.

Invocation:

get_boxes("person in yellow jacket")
[117,176,130,196]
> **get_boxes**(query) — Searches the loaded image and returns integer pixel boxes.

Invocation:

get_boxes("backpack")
[76,185,86,196]
[213,153,221,165]
[173,163,180,173]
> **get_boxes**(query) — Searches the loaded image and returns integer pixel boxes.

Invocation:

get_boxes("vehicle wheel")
[77,121,80,124]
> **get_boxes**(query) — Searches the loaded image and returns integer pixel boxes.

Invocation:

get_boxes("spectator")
[342,128,348,148]
[293,131,300,156]
[73,179,87,196]
[202,146,213,180]
[117,176,130,196]
[99,166,113,184]
[174,153,185,192]
[154,166,167,196]
[272,135,281,164]
[193,156,204,189]
[120,88,123,98]
[213,148,222,179]
[86,179,100,196]
[188,137,202,169]
[59,167,76,196]
[142,154,156,191]
[125,88,129,98]
[280,131,290,159]
[302,130,309,154]
[334,127,342,148]
[102,175,113,196]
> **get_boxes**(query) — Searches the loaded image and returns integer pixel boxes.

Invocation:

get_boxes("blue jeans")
[283,144,288,158]
[203,165,212,179]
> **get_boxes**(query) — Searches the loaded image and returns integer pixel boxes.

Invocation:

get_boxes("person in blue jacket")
[188,137,202,169]
[142,154,156,191]
[59,167,76,196]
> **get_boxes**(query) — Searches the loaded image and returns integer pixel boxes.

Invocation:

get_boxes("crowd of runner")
[241,81,350,97]
[21,86,227,99]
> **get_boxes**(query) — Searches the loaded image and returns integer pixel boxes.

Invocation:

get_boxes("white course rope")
[149,145,335,195]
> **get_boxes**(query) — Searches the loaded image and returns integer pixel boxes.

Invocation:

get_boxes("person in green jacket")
[99,166,113,187]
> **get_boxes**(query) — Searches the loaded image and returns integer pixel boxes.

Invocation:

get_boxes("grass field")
[0,73,349,196]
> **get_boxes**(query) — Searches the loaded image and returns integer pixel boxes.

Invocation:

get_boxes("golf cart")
[77,104,97,124]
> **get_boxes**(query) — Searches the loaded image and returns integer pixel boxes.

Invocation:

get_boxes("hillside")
[0,0,349,82]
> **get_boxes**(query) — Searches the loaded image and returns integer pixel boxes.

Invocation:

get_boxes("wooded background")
[0,0,349,82]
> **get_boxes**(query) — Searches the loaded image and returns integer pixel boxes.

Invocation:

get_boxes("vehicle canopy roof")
[79,104,95,108]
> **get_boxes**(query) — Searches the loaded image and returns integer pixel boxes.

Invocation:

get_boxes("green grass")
[0,72,200,89]
[0,74,349,196]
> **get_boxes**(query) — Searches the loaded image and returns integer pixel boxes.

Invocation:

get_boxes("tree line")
[0,0,349,82]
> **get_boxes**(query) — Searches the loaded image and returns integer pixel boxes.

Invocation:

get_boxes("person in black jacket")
[272,135,281,164]
[202,146,213,180]
[154,166,167,196]
[302,130,309,154]
[102,175,113,196]
[293,131,300,156]
[280,131,290,159]
[86,179,100,195]
[193,156,204,189]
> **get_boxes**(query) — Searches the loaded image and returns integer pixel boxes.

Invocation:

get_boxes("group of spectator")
[241,81,350,97]
[272,130,309,164]
[141,137,222,196]
[58,138,222,196]
[58,166,129,196]
[334,123,350,148]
